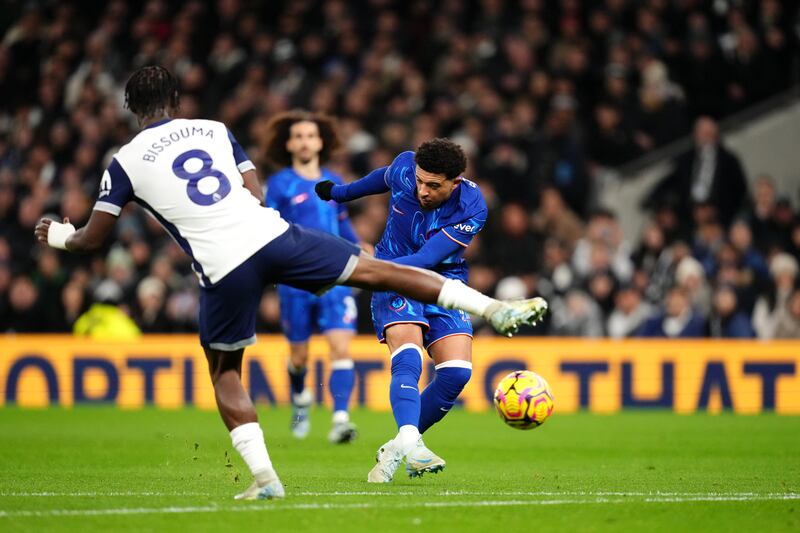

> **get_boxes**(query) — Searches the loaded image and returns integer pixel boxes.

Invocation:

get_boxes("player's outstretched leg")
[287,343,312,439]
[345,256,547,336]
[204,348,285,500]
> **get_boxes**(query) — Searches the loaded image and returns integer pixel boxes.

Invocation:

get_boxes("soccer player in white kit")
[35,66,547,500]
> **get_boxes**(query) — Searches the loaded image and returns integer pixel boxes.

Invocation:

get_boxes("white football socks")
[230,422,274,485]
[332,410,350,424]
[395,424,421,456]
[437,278,498,318]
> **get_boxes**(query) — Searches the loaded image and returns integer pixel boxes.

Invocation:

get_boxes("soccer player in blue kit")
[316,139,548,482]
[36,66,545,501]
[262,111,359,443]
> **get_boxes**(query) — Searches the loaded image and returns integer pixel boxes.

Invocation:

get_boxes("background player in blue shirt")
[317,139,545,483]
[263,111,359,443]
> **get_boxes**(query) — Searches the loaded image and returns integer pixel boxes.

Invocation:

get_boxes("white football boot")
[487,297,549,337]
[328,421,358,444]
[367,439,404,483]
[233,469,286,500]
[405,437,446,478]
[290,389,313,439]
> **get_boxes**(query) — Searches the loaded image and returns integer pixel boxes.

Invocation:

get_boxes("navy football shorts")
[199,224,360,350]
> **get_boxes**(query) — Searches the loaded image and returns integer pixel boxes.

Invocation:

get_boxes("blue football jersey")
[265,168,353,239]
[375,151,487,281]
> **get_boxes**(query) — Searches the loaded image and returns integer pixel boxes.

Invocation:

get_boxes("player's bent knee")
[288,341,309,361]
[384,325,425,353]
[435,360,473,397]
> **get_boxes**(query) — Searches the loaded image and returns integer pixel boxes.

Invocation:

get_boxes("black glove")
[315,180,335,201]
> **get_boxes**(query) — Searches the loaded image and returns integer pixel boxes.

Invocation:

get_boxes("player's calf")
[328,358,357,443]
[388,344,424,451]
[418,360,472,433]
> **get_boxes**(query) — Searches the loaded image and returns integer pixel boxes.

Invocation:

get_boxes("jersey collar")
[143,118,173,130]
[289,167,325,181]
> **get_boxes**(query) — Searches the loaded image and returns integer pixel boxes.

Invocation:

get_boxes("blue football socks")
[329,359,355,414]
[418,360,472,433]
[388,343,424,429]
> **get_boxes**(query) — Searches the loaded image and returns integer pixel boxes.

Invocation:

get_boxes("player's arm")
[35,211,118,253]
[315,166,390,202]
[241,169,264,206]
[393,207,487,268]
[35,157,133,252]
[228,129,263,205]
[391,230,465,269]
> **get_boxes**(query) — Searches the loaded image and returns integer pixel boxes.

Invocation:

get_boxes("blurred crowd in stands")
[1,0,799,339]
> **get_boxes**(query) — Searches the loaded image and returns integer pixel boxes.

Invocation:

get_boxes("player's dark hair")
[261,110,342,168]
[124,66,180,120]
[414,138,467,180]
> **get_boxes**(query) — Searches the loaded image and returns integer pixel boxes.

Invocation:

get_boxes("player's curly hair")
[414,138,467,180]
[124,66,180,120]
[260,110,342,169]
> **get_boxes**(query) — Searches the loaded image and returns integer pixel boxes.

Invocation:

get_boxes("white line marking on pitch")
[0,494,798,518]
[295,490,796,498]
[4,490,795,498]
[0,492,211,497]
[0,490,794,499]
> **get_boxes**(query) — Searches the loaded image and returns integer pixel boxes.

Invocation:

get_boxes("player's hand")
[34,217,55,244]
[35,217,74,249]
[315,180,335,201]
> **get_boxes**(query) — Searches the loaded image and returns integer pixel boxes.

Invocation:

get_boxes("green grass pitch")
[0,407,798,532]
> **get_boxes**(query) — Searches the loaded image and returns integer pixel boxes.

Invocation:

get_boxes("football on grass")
[493,370,554,430]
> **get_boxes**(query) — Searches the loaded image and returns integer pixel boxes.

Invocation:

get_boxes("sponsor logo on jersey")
[98,171,112,198]
[453,223,476,233]
[392,205,405,215]
[291,192,309,205]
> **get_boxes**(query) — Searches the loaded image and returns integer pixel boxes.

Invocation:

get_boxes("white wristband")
[47,221,76,250]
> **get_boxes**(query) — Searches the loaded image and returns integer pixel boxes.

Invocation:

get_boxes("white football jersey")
[94,118,289,286]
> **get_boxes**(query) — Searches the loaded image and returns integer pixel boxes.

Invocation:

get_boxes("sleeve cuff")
[93,201,122,216]
[238,160,256,173]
